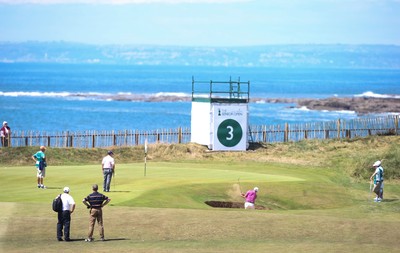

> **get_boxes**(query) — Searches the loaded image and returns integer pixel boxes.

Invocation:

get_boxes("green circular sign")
[217,119,243,147]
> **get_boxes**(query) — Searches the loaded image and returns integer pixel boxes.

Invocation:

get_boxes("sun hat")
[254,187,259,192]
[63,187,70,193]
[3,121,7,125]
[373,161,381,167]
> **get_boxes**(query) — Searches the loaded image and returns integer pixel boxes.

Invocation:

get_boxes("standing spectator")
[57,187,76,241]
[0,121,11,147]
[370,160,384,202]
[102,151,115,192]
[82,184,111,242]
[32,146,47,189]
[241,187,259,209]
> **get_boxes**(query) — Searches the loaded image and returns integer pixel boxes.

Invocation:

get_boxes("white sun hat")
[254,187,259,192]
[63,187,70,193]
[373,161,381,167]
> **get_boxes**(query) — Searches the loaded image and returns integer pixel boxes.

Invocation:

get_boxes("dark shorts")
[373,181,382,194]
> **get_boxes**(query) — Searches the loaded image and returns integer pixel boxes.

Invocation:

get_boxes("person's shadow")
[381,198,398,202]
[103,238,129,242]
[46,186,63,190]
[68,238,129,243]
[66,238,128,242]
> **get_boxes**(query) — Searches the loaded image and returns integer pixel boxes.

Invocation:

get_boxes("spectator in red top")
[0,121,11,147]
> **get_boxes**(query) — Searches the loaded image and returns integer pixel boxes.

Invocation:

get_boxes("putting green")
[1,162,304,206]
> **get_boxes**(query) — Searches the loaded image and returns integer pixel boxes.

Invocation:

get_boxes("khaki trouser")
[88,208,104,239]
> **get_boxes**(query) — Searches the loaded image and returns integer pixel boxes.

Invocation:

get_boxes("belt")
[246,201,254,204]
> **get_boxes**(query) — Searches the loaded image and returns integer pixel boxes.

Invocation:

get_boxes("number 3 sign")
[217,119,243,147]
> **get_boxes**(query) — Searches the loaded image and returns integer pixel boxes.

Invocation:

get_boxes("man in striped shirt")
[82,184,111,242]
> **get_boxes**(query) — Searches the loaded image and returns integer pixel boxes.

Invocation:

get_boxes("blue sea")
[0,63,399,132]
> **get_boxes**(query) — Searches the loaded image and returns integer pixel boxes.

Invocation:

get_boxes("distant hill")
[0,41,399,68]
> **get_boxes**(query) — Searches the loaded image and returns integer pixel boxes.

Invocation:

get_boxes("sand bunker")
[205,201,269,210]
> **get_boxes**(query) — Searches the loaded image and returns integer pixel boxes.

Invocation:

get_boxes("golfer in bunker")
[242,187,258,209]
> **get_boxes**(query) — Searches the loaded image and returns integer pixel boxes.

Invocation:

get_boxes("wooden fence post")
[262,125,267,142]
[336,119,341,139]
[395,115,399,135]
[92,132,96,148]
[65,131,69,148]
[178,127,182,144]
[124,130,128,146]
[113,131,116,146]
[70,134,73,147]
[324,130,329,139]
[47,136,51,147]
[284,123,289,142]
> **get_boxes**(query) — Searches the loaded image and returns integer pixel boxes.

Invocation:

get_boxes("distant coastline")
[2,91,398,115]
[1,42,400,68]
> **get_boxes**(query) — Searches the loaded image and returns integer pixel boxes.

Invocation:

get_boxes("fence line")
[2,115,399,148]
[248,115,398,143]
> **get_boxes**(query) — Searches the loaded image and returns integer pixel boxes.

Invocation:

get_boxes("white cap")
[63,187,70,193]
[254,187,259,192]
[3,121,7,125]
[373,161,381,167]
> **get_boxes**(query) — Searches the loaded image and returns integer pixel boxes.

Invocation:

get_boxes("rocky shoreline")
[256,97,400,115]
[71,93,399,115]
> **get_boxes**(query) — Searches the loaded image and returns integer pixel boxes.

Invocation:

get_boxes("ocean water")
[0,63,399,132]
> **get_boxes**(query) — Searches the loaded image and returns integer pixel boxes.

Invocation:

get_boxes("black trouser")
[1,136,9,147]
[57,210,71,239]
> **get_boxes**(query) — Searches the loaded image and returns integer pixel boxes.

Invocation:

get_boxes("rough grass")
[2,135,399,179]
[1,136,400,252]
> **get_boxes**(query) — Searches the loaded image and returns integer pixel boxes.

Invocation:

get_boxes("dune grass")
[1,137,400,252]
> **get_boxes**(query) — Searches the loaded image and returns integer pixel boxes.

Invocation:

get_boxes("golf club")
[238,177,243,195]
[113,170,116,191]
[369,179,373,200]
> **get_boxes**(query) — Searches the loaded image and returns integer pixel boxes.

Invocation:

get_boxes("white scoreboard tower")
[191,77,250,151]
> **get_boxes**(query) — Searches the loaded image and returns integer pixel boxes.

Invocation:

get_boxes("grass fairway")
[1,141,400,252]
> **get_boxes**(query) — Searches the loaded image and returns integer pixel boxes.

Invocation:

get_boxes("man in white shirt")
[57,187,76,241]
[102,151,115,192]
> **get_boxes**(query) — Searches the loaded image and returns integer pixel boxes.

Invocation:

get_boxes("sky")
[0,0,399,47]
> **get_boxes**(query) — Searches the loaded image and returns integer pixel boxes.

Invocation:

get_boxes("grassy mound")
[2,135,400,180]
